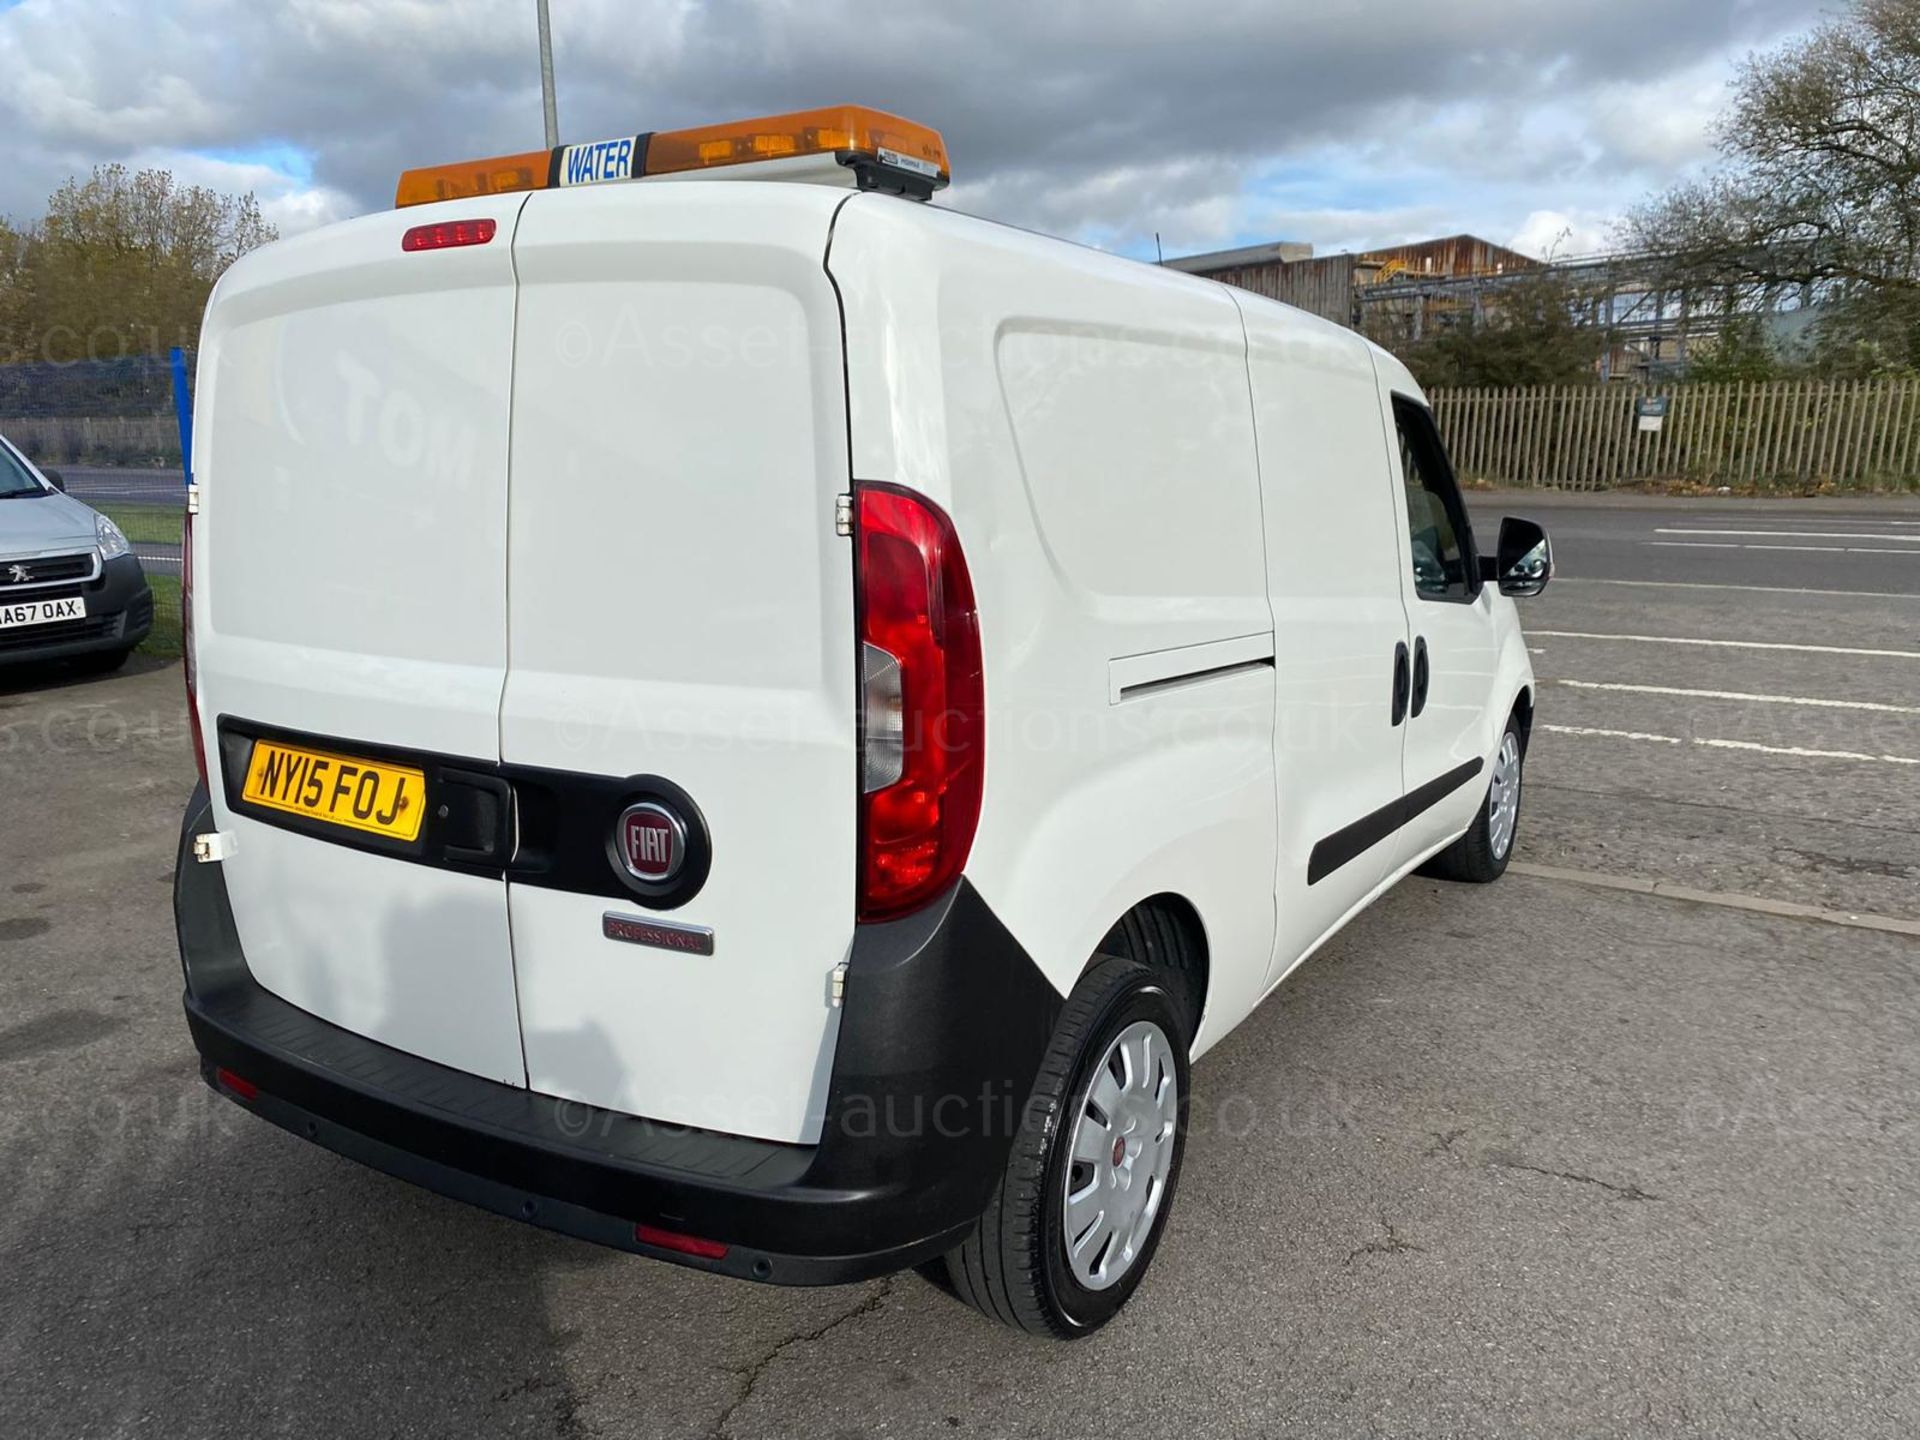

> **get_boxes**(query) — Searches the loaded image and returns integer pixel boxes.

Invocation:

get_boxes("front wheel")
[1422,717,1524,884]
[934,957,1190,1338]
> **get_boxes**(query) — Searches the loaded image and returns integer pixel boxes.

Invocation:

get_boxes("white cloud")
[0,0,1828,257]
[1507,210,1615,261]
[121,148,357,238]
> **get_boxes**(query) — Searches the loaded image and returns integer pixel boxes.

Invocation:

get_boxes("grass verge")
[96,501,186,547]
[141,574,182,659]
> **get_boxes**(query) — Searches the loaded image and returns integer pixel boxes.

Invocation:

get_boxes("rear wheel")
[934,958,1190,1338]
[1423,717,1524,883]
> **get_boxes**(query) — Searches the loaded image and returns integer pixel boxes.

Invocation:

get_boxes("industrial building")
[1166,233,1536,332]
[1168,235,1805,381]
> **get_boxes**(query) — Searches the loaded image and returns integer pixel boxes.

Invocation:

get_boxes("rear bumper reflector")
[213,1066,259,1102]
[634,1224,729,1261]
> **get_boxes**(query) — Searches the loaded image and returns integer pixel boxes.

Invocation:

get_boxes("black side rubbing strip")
[1117,657,1275,703]
[1307,758,1486,886]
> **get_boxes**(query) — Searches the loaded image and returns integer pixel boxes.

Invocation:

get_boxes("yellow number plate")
[241,740,428,843]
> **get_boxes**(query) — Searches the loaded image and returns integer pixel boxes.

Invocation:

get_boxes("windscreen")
[0,441,47,498]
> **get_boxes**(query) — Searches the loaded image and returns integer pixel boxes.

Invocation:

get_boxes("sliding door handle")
[1391,642,1410,727]
[1411,637,1431,719]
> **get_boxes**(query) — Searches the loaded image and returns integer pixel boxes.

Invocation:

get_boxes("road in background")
[1468,491,1920,922]
[53,466,187,505]
[1469,489,1920,594]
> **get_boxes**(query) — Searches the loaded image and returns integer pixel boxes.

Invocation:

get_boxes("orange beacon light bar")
[395,105,950,209]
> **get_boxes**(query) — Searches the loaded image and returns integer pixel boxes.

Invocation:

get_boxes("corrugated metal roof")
[1364,235,1536,279]
[1162,239,1314,273]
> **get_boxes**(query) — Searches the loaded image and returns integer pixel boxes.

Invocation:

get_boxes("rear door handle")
[1391,642,1410,727]
[1411,637,1431,719]
[439,770,515,866]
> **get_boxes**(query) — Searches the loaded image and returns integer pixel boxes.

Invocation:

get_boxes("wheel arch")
[1088,894,1210,1046]
[1511,684,1535,754]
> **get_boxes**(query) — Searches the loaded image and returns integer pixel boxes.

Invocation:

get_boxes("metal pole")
[536,0,559,148]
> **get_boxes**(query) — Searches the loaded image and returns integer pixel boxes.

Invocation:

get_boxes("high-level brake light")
[394,105,949,209]
[401,218,498,251]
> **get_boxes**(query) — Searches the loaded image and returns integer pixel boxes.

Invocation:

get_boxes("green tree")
[1,165,276,363]
[1685,313,1788,383]
[0,219,30,363]
[1396,274,1611,389]
[1625,0,1920,375]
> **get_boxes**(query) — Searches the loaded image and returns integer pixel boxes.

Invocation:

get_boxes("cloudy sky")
[0,0,1830,262]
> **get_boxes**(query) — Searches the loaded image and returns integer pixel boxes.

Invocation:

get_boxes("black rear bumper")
[175,785,1060,1286]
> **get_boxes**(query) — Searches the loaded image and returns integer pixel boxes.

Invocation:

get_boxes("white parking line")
[1548,679,1920,714]
[1655,528,1920,542]
[1556,578,1920,600]
[1509,863,1920,939]
[1649,541,1920,556]
[1540,723,1920,766]
[1698,737,1920,765]
[1541,724,1680,744]
[1530,630,1920,659]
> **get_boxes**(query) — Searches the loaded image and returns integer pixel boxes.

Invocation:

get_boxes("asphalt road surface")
[1475,490,1920,593]
[53,466,188,505]
[2,493,1917,1438]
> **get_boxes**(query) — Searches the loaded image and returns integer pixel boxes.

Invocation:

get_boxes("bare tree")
[1625,0,1920,372]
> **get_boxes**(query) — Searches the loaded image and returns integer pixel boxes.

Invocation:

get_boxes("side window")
[1392,397,1477,602]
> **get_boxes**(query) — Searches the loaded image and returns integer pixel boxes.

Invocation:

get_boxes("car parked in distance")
[0,433,153,673]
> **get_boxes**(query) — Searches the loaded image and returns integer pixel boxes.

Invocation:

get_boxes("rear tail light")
[853,484,984,922]
[182,507,207,789]
[634,1223,729,1260]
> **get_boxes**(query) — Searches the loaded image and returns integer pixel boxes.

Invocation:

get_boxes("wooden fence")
[1428,380,1920,491]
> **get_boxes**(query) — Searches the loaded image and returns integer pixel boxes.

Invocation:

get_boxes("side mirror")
[1478,517,1552,597]
[41,467,66,492]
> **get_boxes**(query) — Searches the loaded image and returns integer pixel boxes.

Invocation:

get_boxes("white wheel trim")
[1061,1019,1179,1292]
[1488,730,1522,860]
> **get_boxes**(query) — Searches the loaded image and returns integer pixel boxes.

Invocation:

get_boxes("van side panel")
[829,198,1278,1053]
[500,185,857,1145]
[190,195,530,1084]
[1234,296,1415,987]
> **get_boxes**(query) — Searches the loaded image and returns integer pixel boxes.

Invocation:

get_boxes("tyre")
[934,957,1190,1338]
[1422,716,1524,883]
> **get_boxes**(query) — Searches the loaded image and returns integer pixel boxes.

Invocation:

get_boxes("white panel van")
[175,108,1551,1338]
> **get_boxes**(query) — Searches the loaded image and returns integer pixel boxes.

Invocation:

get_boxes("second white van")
[174,106,1551,1338]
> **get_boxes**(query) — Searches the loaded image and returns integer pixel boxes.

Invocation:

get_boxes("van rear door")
[499,183,859,1146]
[191,194,530,1084]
